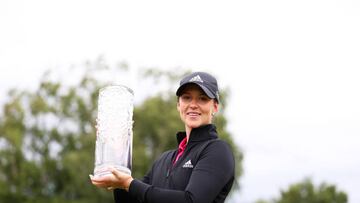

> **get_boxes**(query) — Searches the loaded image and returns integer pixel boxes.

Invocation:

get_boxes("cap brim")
[176,82,216,99]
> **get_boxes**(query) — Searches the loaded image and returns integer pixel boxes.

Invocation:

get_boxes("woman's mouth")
[187,112,201,118]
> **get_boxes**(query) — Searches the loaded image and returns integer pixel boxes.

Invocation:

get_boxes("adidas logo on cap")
[189,75,203,83]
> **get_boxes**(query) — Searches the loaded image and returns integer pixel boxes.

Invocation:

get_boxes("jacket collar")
[176,124,218,145]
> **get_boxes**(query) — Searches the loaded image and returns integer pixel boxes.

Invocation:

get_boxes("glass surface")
[94,85,133,177]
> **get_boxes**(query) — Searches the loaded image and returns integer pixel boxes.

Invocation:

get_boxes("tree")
[256,178,348,203]
[0,57,243,202]
[0,62,112,202]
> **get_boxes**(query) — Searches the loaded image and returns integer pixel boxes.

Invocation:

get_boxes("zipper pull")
[166,169,170,178]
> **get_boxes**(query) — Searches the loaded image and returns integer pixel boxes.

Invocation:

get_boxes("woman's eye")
[200,96,210,102]
[181,95,191,101]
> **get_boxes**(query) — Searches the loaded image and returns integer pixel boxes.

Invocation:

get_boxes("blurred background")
[1,0,359,203]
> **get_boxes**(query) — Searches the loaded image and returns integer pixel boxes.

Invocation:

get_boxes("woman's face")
[177,84,218,132]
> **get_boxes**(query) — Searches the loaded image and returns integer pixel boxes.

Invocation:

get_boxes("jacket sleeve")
[127,141,235,203]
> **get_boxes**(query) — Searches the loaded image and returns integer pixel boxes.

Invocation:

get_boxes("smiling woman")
[177,84,218,135]
[90,72,235,203]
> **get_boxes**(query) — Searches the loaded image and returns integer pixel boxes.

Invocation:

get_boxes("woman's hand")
[90,168,134,191]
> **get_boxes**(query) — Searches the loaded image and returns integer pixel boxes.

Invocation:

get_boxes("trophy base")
[94,165,131,177]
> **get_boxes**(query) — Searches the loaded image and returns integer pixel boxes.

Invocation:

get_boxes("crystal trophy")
[94,85,134,177]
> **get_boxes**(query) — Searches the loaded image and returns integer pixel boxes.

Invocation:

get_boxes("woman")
[90,72,235,203]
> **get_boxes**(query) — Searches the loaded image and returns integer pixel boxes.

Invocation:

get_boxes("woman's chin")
[186,122,201,129]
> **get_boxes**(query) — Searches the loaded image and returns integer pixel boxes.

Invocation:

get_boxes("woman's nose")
[189,98,198,107]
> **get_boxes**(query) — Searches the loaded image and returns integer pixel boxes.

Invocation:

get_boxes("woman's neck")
[185,127,192,142]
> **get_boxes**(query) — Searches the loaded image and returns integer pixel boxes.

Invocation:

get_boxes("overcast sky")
[1,0,360,203]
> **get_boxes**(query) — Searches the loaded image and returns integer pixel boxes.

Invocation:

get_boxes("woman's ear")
[213,100,219,113]
[177,100,180,112]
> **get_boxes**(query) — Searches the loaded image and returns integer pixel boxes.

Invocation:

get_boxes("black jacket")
[114,124,235,203]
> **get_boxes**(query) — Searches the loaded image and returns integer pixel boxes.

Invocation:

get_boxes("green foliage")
[132,94,182,178]
[0,60,116,203]
[0,59,243,202]
[255,178,348,203]
[255,200,270,203]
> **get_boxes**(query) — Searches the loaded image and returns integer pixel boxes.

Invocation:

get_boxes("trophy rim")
[100,84,134,95]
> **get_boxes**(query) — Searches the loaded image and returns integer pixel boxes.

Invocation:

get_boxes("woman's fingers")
[110,168,133,191]
[92,181,108,188]
[111,167,124,179]
[89,173,117,188]
[90,169,132,191]
[90,178,108,187]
